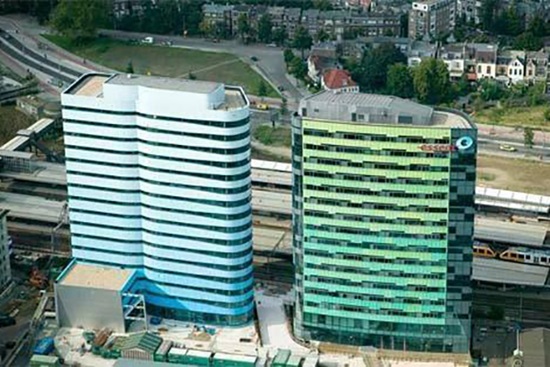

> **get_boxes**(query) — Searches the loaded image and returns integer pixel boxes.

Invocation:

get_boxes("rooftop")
[322,69,357,90]
[472,257,549,287]
[299,91,473,128]
[521,327,550,367]
[58,262,134,291]
[107,74,220,94]
[65,73,247,109]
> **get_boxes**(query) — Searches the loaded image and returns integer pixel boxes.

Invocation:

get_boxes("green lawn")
[43,34,279,98]
[474,105,550,131]
[253,125,291,147]
[0,106,33,144]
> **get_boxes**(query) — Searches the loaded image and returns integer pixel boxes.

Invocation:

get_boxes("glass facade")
[292,103,476,353]
[61,75,254,326]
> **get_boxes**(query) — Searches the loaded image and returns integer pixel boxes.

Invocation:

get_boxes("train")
[473,241,550,267]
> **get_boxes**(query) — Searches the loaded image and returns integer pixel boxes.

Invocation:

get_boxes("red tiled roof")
[322,69,356,90]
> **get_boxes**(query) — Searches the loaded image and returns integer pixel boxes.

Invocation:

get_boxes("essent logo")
[419,136,474,152]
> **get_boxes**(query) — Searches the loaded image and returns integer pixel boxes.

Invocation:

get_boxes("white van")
[141,37,154,44]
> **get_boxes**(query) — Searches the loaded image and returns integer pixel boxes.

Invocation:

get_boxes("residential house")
[348,11,403,37]
[308,55,339,84]
[311,41,340,59]
[466,43,497,80]
[321,69,359,92]
[267,6,285,30]
[407,40,437,67]
[113,0,145,18]
[345,0,372,10]
[284,8,302,39]
[231,5,268,38]
[525,50,549,83]
[457,0,482,24]
[202,3,234,38]
[440,43,466,80]
[497,50,526,84]
[320,10,348,41]
[409,0,456,40]
[302,9,321,37]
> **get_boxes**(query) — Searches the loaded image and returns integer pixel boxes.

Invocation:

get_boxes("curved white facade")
[61,74,253,325]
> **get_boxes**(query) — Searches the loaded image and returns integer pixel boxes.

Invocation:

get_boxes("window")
[486,65,491,74]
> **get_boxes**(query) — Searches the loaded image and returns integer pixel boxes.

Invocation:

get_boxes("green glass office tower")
[291,92,476,353]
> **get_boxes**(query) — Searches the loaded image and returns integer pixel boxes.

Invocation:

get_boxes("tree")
[290,57,307,79]
[488,305,505,321]
[386,63,414,98]
[188,71,196,80]
[413,58,451,105]
[293,26,313,59]
[237,13,251,43]
[354,43,407,92]
[313,0,332,11]
[50,0,109,41]
[199,20,213,38]
[494,6,524,36]
[315,29,330,43]
[481,0,498,32]
[126,61,134,74]
[182,1,203,36]
[258,14,273,43]
[479,79,506,101]
[273,27,288,47]
[524,127,534,149]
[284,49,295,64]
[258,80,268,97]
[31,0,58,25]
[514,32,543,51]
[527,15,548,38]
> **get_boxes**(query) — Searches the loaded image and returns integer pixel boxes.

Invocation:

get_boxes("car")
[141,36,154,44]
[250,56,258,62]
[499,144,517,152]
[267,43,277,47]
[277,85,285,91]
[256,103,269,110]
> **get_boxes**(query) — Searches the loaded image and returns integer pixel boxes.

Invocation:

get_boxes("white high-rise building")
[61,73,254,325]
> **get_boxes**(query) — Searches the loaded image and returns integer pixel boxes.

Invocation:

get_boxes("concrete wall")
[55,284,125,332]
